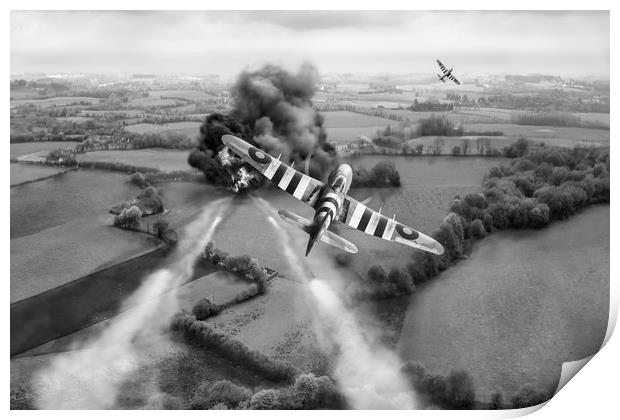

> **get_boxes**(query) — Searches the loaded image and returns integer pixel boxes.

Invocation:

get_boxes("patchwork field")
[78,148,195,173]
[10,163,68,186]
[322,110,397,142]
[10,168,161,301]
[11,169,140,239]
[399,205,610,402]
[123,121,202,139]
[463,123,610,145]
[148,90,219,101]
[10,141,78,159]
[128,97,184,108]
[573,112,610,128]
[338,155,508,274]
[10,97,101,108]
[79,109,145,117]
[10,218,159,303]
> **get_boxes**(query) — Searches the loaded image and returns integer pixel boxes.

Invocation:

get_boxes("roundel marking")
[248,147,271,164]
[396,223,419,240]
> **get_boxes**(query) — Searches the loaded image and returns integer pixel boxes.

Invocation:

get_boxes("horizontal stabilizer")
[320,230,358,254]
[278,209,312,234]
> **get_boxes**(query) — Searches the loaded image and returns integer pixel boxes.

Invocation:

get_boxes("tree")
[406,262,427,286]
[128,172,149,188]
[461,138,471,155]
[367,265,387,283]
[510,384,550,408]
[115,206,142,229]
[444,370,476,409]
[153,220,171,240]
[191,380,252,409]
[293,374,321,409]
[489,392,504,410]
[249,389,280,409]
[482,213,494,232]
[192,298,220,320]
[388,267,415,294]
[470,219,486,239]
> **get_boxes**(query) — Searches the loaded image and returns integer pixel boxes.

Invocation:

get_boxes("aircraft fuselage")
[306,163,352,255]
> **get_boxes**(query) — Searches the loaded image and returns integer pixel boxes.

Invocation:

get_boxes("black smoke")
[188,63,337,193]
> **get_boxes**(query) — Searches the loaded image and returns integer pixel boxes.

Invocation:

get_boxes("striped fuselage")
[311,164,352,237]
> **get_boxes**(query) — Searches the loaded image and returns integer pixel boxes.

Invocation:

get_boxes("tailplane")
[278,209,312,233]
[320,229,358,254]
[278,210,358,255]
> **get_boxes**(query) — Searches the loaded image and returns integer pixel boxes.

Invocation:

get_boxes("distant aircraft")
[221,135,445,257]
[436,59,461,85]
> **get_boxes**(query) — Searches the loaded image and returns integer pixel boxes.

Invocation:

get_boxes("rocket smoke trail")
[33,198,231,409]
[253,196,417,409]
[308,279,417,409]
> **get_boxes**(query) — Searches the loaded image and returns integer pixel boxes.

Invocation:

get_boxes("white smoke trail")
[253,196,417,409]
[33,198,231,409]
[308,279,417,409]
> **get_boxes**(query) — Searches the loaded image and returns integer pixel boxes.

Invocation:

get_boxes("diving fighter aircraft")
[436,59,461,85]
[221,135,445,257]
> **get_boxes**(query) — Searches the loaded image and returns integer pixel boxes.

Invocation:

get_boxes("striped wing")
[238,146,324,207]
[339,196,444,255]
[437,59,448,74]
[448,73,461,85]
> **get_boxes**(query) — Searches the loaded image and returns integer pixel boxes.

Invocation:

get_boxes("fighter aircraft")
[436,59,461,85]
[221,135,444,257]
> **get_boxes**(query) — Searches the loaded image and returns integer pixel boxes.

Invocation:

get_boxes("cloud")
[10,10,609,76]
[236,10,410,31]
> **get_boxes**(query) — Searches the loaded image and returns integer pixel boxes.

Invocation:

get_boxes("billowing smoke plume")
[254,196,417,409]
[188,63,338,193]
[33,199,231,409]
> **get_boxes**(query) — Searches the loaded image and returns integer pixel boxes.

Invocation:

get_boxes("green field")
[399,205,609,402]
[322,110,397,142]
[10,169,160,301]
[10,163,67,186]
[463,123,610,145]
[123,121,202,138]
[10,97,101,108]
[79,109,145,117]
[148,90,219,102]
[10,142,79,159]
[10,218,159,303]
[572,112,610,128]
[128,97,183,108]
[78,148,195,172]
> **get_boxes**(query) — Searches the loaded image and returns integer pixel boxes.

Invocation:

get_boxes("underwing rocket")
[221,135,445,257]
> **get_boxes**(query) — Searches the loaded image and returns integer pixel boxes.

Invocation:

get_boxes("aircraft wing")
[221,134,324,207]
[338,196,444,255]
[437,59,449,75]
[448,73,461,85]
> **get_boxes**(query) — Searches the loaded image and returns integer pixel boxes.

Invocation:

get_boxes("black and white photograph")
[7,5,613,412]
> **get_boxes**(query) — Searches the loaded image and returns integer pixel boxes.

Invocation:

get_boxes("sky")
[10,10,610,78]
